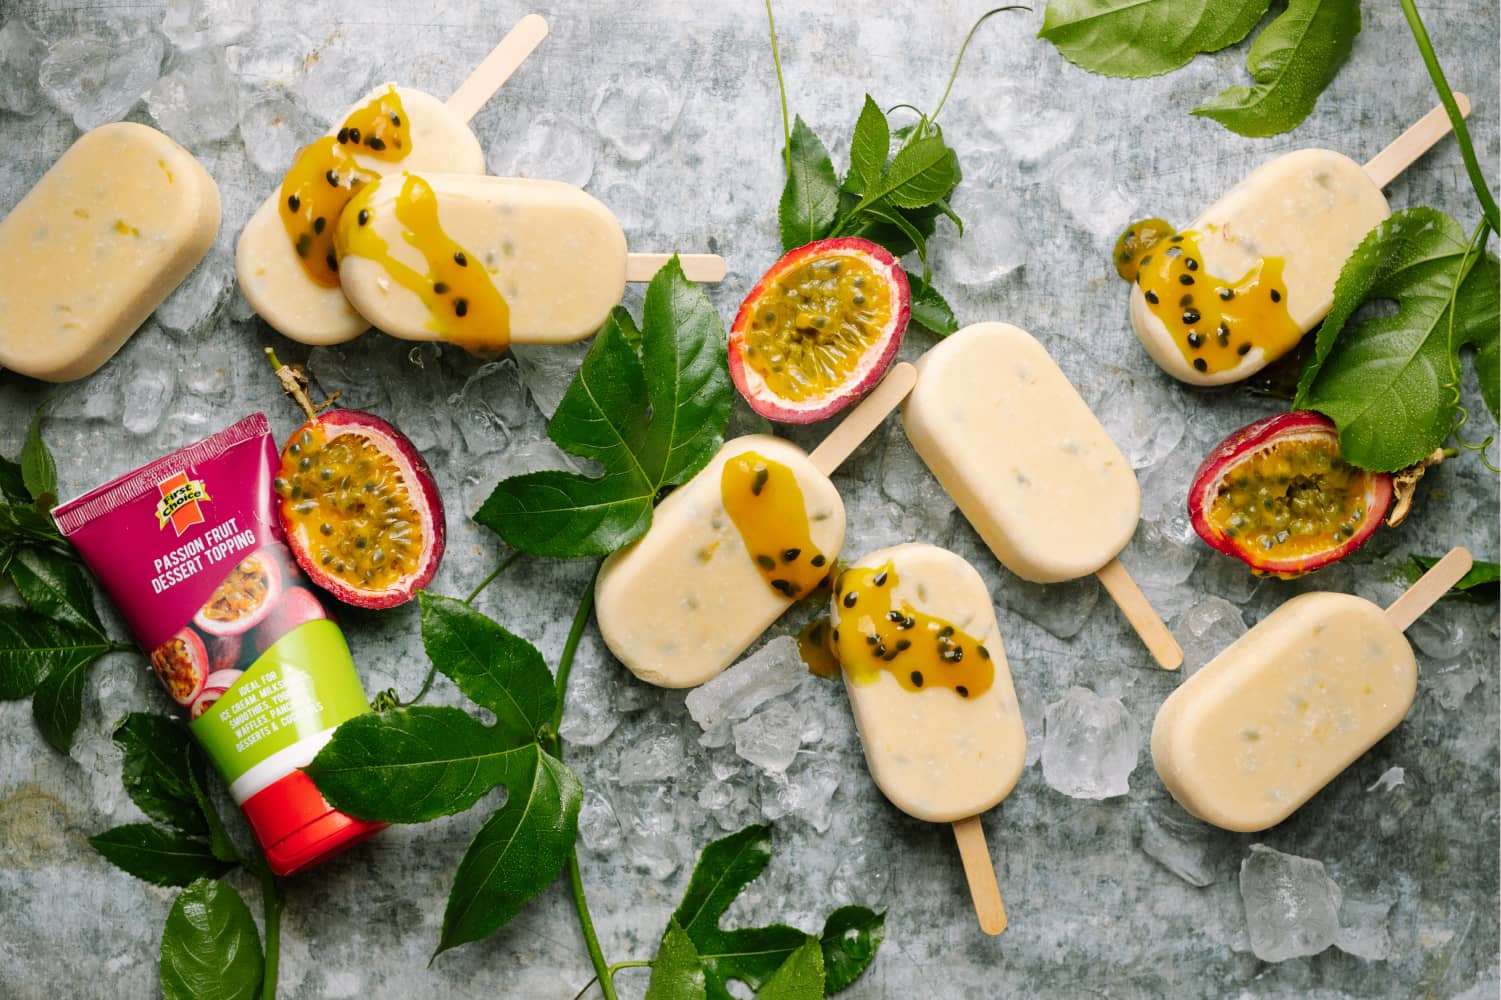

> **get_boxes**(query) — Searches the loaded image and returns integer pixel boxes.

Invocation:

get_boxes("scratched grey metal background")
[0,1,1497,997]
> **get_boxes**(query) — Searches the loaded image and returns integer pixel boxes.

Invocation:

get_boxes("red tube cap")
[240,769,386,876]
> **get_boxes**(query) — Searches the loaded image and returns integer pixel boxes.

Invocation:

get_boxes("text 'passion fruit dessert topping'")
[832,562,994,698]
[719,451,831,599]
[1189,411,1393,579]
[730,237,910,424]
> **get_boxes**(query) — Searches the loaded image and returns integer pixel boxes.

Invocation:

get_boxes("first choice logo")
[156,472,212,536]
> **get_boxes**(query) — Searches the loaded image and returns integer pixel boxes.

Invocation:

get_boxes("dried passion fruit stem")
[264,347,341,422]
[929,6,1030,124]
[1387,447,1448,527]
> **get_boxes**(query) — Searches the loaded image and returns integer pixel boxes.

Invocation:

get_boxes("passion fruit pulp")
[192,550,283,637]
[729,237,910,423]
[1189,412,1393,578]
[150,628,209,707]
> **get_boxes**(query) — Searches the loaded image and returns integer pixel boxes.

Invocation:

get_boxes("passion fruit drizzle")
[1206,436,1370,565]
[337,174,511,351]
[1117,220,1302,375]
[742,254,891,402]
[200,558,271,623]
[150,636,199,703]
[797,616,839,679]
[277,87,411,287]
[719,452,829,599]
[275,424,426,594]
[833,562,993,698]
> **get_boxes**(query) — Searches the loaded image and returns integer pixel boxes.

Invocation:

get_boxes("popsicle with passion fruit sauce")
[832,543,1025,935]
[1152,547,1472,832]
[332,173,727,351]
[902,322,1182,670]
[594,363,917,689]
[1122,96,1472,386]
[235,14,551,345]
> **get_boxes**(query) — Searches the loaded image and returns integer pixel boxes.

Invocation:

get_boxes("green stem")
[765,0,791,178]
[566,852,617,1000]
[257,861,282,1000]
[465,550,522,606]
[930,6,1030,124]
[1398,0,1500,231]
[548,563,597,736]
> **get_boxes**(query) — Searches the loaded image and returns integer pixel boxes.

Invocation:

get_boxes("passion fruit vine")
[1189,411,1393,578]
[729,237,910,423]
[267,350,445,609]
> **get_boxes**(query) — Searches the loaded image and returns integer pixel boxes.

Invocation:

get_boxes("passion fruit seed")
[1206,439,1367,560]
[201,559,271,623]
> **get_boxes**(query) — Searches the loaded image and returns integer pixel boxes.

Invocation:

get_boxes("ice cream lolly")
[1129,97,1470,386]
[236,15,549,345]
[902,322,1181,669]
[832,542,1023,934]
[0,123,219,382]
[1152,548,1472,832]
[595,363,916,689]
[334,173,725,352]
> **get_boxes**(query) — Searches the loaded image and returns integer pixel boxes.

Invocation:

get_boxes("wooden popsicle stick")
[444,14,550,123]
[626,253,728,284]
[1385,546,1473,631]
[808,363,918,476]
[952,816,1007,936]
[1096,558,1183,671]
[1364,93,1472,188]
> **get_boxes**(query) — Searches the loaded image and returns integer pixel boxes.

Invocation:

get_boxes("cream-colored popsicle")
[0,123,220,382]
[235,15,549,346]
[595,364,915,689]
[902,321,1180,669]
[1152,548,1473,833]
[1130,97,1469,386]
[832,542,1023,934]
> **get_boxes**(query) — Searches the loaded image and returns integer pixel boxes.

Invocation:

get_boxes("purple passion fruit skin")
[252,586,328,657]
[191,549,284,637]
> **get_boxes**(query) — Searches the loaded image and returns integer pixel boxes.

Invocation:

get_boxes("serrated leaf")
[0,605,109,700]
[0,502,70,552]
[779,116,840,251]
[114,714,209,835]
[11,547,105,636]
[159,878,263,1000]
[0,456,28,504]
[1040,0,1271,78]
[478,261,732,557]
[1192,0,1359,138]
[1295,208,1500,471]
[89,824,232,887]
[21,409,56,509]
[436,744,581,956]
[756,938,824,1000]
[418,593,555,742]
[306,706,529,823]
[846,96,890,195]
[819,907,885,994]
[852,135,956,214]
[646,919,707,1000]
[907,278,958,337]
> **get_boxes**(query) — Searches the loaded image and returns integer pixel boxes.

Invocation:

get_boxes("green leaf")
[818,907,885,994]
[1405,555,1500,602]
[10,547,105,636]
[1040,0,1271,78]
[159,878,263,1000]
[907,277,958,336]
[756,938,824,1000]
[646,919,708,1000]
[0,605,109,700]
[187,758,242,864]
[1192,0,1360,138]
[418,593,556,742]
[1295,208,1500,471]
[32,647,102,752]
[21,409,57,509]
[852,135,958,214]
[114,714,209,835]
[1476,317,1499,419]
[306,706,529,824]
[478,260,732,557]
[0,455,28,504]
[88,824,232,887]
[674,824,775,941]
[0,502,70,551]
[846,96,890,195]
[778,116,841,251]
[436,744,582,956]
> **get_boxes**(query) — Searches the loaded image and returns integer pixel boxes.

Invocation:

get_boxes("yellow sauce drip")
[333,86,410,162]
[336,174,511,351]
[278,137,377,287]
[1131,228,1303,375]
[719,451,829,599]
[741,254,892,402]
[797,617,839,679]
[832,562,994,697]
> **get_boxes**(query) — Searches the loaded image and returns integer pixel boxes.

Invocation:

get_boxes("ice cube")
[225,25,311,84]
[1001,575,1100,640]
[1239,843,1341,962]
[298,40,377,126]
[119,325,177,436]
[239,90,313,175]
[1173,596,1248,675]
[927,164,1028,287]
[592,75,682,162]
[617,730,685,785]
[1139,806,1218,887]
[155,248,233,333]
[733,700,802,774]
[1041,686,1141,800]
[577,788,622,852]
[1095,372,1187,470]
[0,18,47,115]
[557,647,621,748]
[1366,766,1405,793]
[1335,897,1393,961]
[760,758,840,832]
[684,635,803,738]
[161,0,255,50]
[496,111,596,189]
[982,82,1079,166]
[146,49,239,145]
[511,340,592,419]
[448,358,529,457]
[617,784,681,879]
[1408,607,1474,661]
[40,34,165,131]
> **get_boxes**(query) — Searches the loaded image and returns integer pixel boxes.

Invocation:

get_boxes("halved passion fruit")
[275,409,445,609]
[191,669,245,720]
[729,237,910,423]
[1189,411,1393,578]
[193,550,283,637]
[150,628,209,707]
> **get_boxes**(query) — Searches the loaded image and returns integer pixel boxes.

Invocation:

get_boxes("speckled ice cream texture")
[1,1,1498,997]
